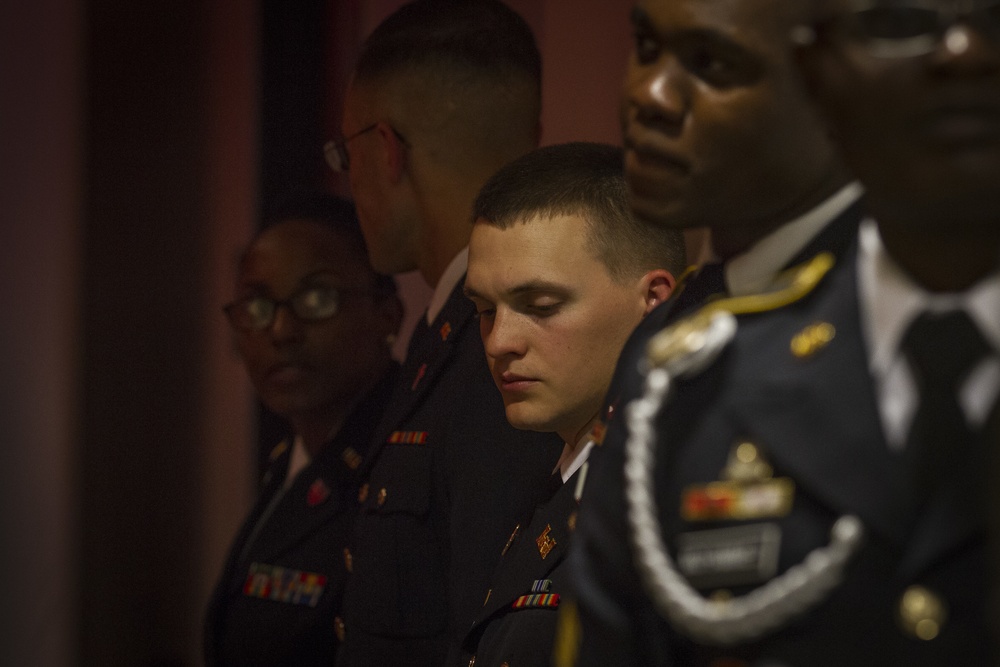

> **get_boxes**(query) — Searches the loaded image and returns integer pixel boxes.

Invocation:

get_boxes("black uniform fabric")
[204,364,399,667]
[600,196,864,433]
[336,277,564,667]
[570,242,995,666]
[461,471,580,666]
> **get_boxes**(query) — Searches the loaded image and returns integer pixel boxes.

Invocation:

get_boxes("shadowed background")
[0,1,631,664]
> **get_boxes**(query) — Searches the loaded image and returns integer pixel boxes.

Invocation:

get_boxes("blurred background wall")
[0,1,631,664]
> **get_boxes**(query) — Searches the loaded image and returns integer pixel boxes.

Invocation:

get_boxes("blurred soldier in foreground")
[566,1,1000,664]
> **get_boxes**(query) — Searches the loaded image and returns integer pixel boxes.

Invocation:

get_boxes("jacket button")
[334,616,345,642]
[377,487,388,507]
[358,483,369,503]
[899,585,946,640]
[343,547,353,573]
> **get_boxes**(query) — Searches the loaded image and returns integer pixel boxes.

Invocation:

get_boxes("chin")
[503,405,556,434]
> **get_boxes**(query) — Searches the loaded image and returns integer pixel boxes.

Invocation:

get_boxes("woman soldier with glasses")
[205,194,403,667]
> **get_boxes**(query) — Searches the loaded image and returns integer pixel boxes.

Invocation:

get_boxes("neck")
[878,217,1000,292]
[411,164,485,287]
[293,413,347,459]
[712,170,851,261]
[560,412,600,452]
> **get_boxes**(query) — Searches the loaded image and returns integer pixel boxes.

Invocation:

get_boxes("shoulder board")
[646,252,835,369]
[268,439,290,462]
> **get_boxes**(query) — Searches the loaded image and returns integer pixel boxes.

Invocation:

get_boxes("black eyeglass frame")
[222,284,391,332]
[791,0,1000,58]
[323,122,408,173]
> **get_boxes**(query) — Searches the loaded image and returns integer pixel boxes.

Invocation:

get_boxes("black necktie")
[901,310,991,507]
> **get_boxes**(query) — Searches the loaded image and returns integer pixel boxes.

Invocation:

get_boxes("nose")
[268,303,304,345]
[624,56,688,131]
[481,309,526,361]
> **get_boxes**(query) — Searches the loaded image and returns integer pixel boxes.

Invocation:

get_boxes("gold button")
[467,658,476,667]
[334,616,345,642]
[358,483,369,503]
[343,547,353,573]
[899,585,947,641]
[735,442,758,464]
[377,487,387,507]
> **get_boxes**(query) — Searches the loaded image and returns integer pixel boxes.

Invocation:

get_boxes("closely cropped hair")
[258,193,397,295]
[354,0,541,87]
[473,142,687,282]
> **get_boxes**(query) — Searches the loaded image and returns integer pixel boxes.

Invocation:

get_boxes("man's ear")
[379,121,407,182]
[639,269,677,316]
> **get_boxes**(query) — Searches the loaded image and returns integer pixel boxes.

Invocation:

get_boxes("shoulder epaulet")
[646,252,835,370]
[267,439,290,462]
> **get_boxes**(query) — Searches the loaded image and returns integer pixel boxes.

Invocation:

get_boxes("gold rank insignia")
[647,252,835,368]
[341,446,363,470]
[790,321,836,359]
[536,524,557,559]
[681,441,794,522]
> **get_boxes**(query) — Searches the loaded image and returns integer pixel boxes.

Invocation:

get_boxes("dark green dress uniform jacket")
[569,241,996,666]
[336,278,563,667]
[203,365,398,667]
[462,471,581,667]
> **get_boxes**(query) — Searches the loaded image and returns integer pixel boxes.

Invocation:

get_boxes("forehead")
[467,214,612,292]
[633,0,798,44]
[240,220,370,286]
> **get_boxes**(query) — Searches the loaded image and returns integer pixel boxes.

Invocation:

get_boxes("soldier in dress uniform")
[564,1,1000,665]
[567,0,866,571]
[204,195,403,666]
[459,142,686,667]
[328,3,564,666]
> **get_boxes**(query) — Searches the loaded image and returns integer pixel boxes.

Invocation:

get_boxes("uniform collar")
[726,181,864,296]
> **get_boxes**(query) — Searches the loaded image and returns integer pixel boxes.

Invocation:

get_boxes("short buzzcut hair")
[352,0,541,164]
[473,142,687,282]
[354,0,540,88]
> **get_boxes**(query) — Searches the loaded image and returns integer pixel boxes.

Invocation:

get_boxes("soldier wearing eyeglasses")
[564,1,1000,665]
[204,194,404,667]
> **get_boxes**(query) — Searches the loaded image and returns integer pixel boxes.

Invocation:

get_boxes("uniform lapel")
[363,278,477,476]
[472,474,579,629]
[728,245,912,549]
[240,368,395,565]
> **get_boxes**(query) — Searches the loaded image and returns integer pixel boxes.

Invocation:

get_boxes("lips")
[623,129,692,195]
[918,107,1000,146]
[496,370,539,394]
[266,362,311,386]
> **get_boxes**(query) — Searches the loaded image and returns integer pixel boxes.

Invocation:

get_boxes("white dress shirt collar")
[857,218,1000,447]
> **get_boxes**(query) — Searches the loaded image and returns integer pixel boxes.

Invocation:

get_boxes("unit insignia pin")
[307,478,330,507]
[790,321,836,358]
[411,363,428,391]
[536,524,556,559]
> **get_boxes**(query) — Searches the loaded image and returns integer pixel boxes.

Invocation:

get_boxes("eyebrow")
[464,280,570,301]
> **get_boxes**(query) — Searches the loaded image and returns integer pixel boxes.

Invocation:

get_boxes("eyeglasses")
[223,285,384,332]
[794,0,1000,58]
[324,124,377,173]
[323,123,408,172]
